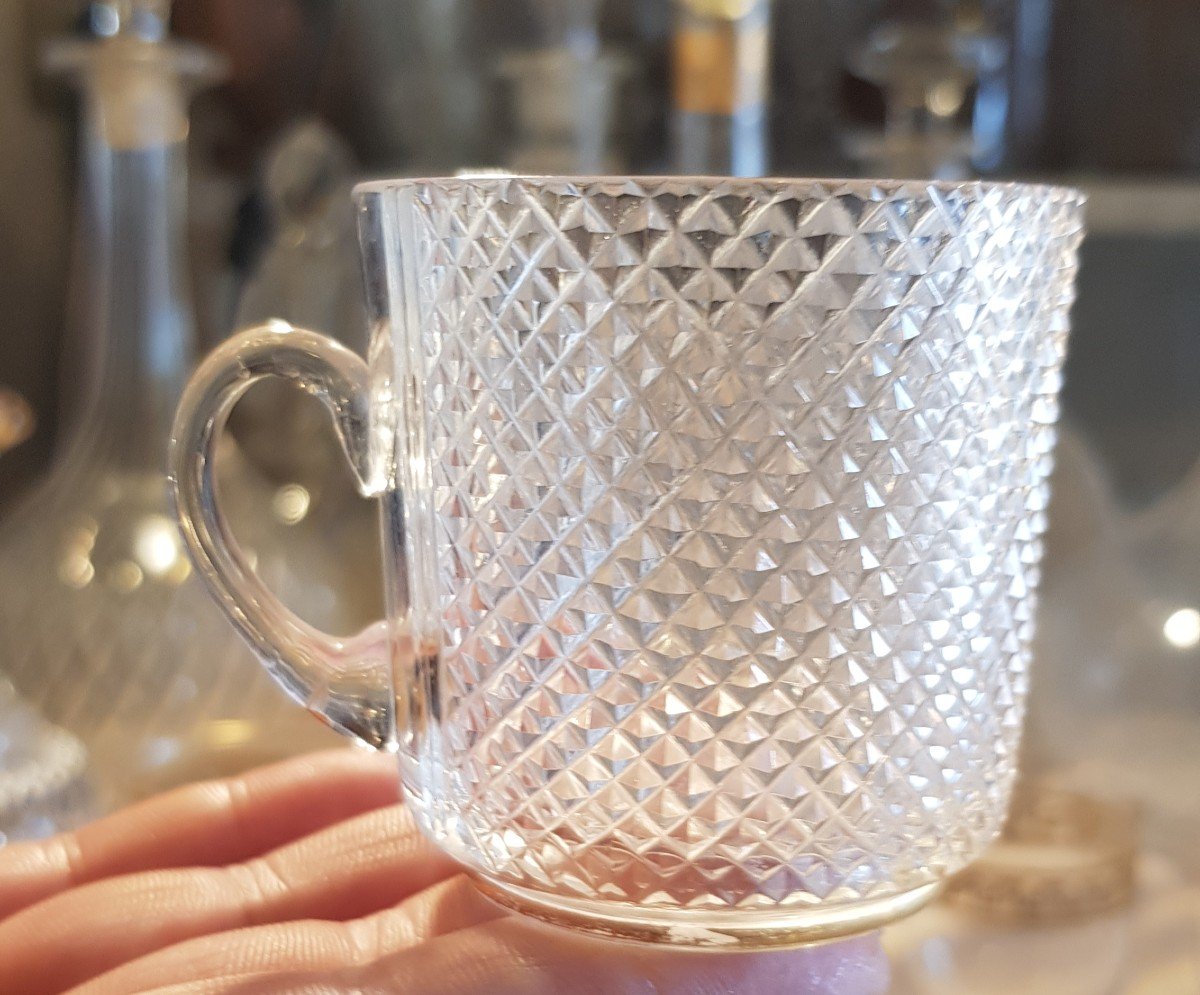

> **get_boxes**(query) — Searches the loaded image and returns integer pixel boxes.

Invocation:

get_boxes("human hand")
[0,750,889,994]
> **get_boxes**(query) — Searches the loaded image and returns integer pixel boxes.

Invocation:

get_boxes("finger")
[73,874,507,995]
[0,803,460,995]
[77,887,887,995]
[0,748,397,921]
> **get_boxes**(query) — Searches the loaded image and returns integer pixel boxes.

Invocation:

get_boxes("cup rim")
[353,174,1085,204]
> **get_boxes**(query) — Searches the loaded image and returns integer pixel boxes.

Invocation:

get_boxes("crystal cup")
[171,176,1084,947]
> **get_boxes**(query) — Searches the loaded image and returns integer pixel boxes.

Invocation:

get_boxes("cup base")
[470,875,942,950]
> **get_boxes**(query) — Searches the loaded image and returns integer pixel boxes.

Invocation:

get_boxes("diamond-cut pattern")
[383,178,1084,912]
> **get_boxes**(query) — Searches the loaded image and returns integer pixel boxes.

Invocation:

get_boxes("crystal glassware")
[0,1,337,812]
[672,0,772,176]
[0,679,95,845]
[226,120,383,634]
[497,0,631,175]
[0,396,95,844]
[845,3,1008,179]
[171,176,1084,947]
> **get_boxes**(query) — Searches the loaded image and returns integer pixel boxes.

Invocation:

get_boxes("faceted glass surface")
[369,177,1084,915]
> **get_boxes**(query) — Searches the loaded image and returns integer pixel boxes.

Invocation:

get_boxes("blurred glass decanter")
[846,0,1007,179]
[225,119,382,631]
[1030,426,1200,877]
[0,0,337,812]
[0,394,95,844]
[670,0,771,176]
[498,0,631,174]
[0,677,95,844]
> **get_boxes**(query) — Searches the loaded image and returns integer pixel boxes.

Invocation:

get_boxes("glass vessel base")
[471,875,943,950]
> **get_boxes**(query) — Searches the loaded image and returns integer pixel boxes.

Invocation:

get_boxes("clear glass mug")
[171,176,1084,948]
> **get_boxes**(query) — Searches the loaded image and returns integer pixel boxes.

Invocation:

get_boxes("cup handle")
[169,322,394,749]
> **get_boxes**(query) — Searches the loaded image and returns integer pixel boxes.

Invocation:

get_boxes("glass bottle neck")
[76,119,193,466]
[56,36,212,471]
